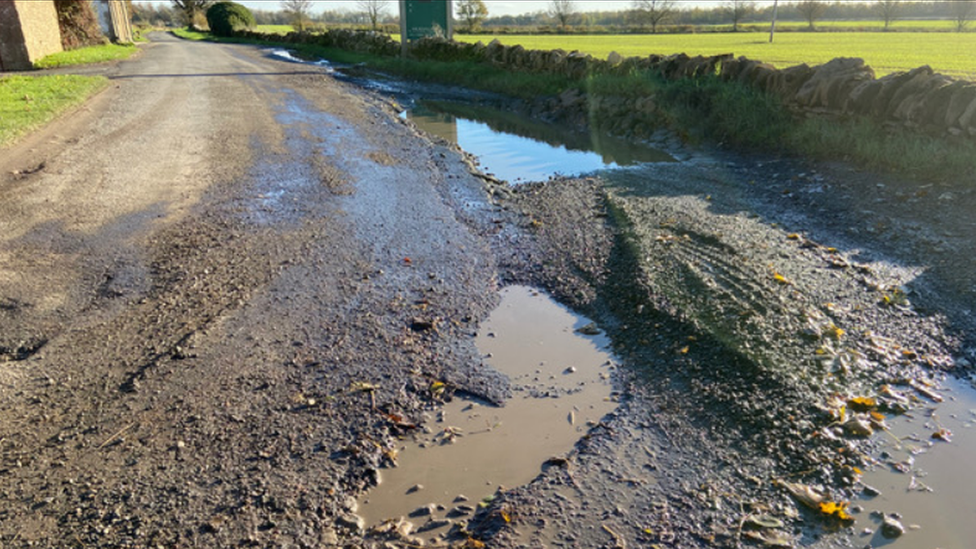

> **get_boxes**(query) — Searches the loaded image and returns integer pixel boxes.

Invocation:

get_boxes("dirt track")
[1,34,974,549]
[0,33,514,547]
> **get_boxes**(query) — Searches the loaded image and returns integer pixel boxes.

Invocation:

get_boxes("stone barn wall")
[0,0,63,71]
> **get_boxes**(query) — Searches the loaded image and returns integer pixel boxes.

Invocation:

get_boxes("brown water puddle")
[358,286,619,535]
[857,376,976,548]
[817,375,976,549]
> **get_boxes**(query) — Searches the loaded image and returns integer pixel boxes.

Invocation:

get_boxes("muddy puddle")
[357,286,619,537]
[402,101,674,183]
[261,46,673,182]
[803,375,976,549]
[827,376,976,549]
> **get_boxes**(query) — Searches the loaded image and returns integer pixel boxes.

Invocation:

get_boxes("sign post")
[399,0,453,55]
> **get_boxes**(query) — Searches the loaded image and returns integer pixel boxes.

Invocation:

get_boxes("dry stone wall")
[237,29,976,139]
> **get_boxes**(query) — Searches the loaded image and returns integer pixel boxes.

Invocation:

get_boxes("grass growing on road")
[0,75,108,146]
[34,43,138,69]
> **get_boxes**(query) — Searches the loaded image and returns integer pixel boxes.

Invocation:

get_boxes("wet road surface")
[2,33,975,549]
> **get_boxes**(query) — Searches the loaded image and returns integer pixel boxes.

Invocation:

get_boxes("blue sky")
[150,1,742,17]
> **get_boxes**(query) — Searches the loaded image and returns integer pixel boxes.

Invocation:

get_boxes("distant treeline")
[132,1,971,32]
[130,3,398,28]
[483,1,970,28]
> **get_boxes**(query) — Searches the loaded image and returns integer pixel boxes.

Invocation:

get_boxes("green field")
[455,32,976,79]
[714,19,961,31]
[256,25,295,35]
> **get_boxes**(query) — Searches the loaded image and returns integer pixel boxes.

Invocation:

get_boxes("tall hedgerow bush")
[205,2,254,37]
[54,0,106,50]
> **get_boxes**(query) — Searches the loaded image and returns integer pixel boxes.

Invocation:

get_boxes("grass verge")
[34,43,138,69]
[0,75,108,146]
[172,29,976,182]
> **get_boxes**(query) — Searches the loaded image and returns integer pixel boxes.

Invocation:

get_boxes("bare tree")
[631,0,677,34]
[723,0,755,32]
[281,0,312,32]
[548,0,576,28]
[358,0,387,31]
[875,0,900,30]
[456,0,489,33]
[951,0,976,32]
[170,0,214,27]
[796,0,827,30]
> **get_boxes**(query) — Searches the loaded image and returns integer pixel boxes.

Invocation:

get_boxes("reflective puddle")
[404,101,675,183]
[264,48,334,71]
[814,375,976,549]
[358,286,619,537]
[856,376,976,549]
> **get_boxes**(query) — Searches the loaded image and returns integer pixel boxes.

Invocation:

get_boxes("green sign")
[400,0,453,42]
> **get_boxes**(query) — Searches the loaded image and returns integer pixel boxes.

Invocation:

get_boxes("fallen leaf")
[778,481,824,508]
[819,501,853,521]
[848,396,877,411]
[773,273,792,285]
[744,514,785,529]
[350,381,377,393]
[743,530,794,547]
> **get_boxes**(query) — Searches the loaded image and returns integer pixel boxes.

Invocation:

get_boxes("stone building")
[0,0,131,72]
[93,0,133,44]
[0,0,63,71]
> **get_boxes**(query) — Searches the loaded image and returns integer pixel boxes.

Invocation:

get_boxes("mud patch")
[0,338,47,362]
[366,151,397,166]
[358,285,619,537]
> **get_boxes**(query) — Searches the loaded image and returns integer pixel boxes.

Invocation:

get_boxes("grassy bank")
[173,29,976,182]
[0,75,108,146]
[34,43,139,69]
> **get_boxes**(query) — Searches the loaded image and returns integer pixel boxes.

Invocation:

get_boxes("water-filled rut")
[358,286,619,539]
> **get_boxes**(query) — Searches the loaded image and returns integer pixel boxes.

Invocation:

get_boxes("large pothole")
[358,285,620,539]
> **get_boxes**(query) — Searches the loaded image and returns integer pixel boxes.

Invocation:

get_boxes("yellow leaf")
[501,511,511,523]
[679,346,690,355]
[773,273,792,285]
[787,233,801,240]
[819,501,853,521]
[848,396,877,411]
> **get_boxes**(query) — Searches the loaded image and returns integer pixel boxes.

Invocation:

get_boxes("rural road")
[2,32,975,549]
[0,32,513,547]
